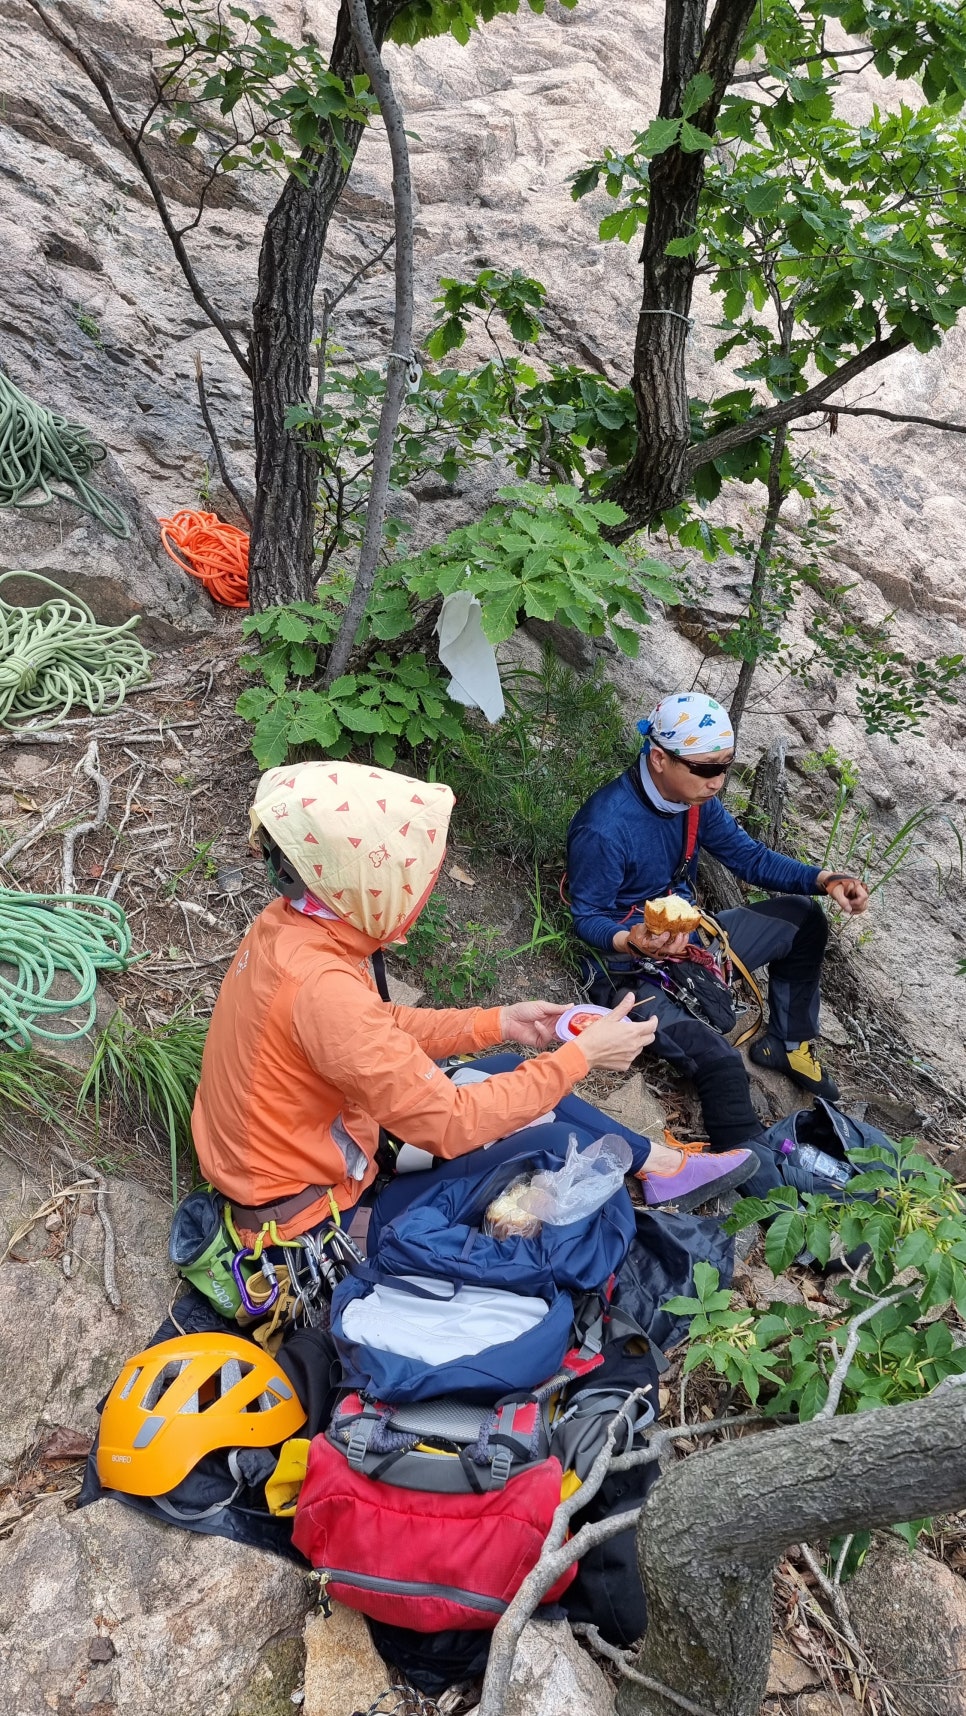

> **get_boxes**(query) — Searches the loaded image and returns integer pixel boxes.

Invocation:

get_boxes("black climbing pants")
[584,896,829,1168]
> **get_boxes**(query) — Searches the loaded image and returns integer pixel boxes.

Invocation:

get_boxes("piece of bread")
[485,1184,541,1240]
[643,895,701,936]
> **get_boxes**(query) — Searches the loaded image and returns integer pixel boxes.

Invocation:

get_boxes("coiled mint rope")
[0,571,151,727]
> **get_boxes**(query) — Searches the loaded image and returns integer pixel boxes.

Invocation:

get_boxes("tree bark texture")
[248,0,406,610]
[617,1389,966,1716]
[728,425,788,736]
[746,736,788,852]
[607,0,758,534]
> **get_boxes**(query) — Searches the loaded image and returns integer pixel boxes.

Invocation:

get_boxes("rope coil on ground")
[0,889,134,1048]
[0,571,152,728]
[0,369,129,538]
[159,507,250,608]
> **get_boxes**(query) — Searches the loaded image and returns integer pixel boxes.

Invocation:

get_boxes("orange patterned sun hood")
[249,760,455,942]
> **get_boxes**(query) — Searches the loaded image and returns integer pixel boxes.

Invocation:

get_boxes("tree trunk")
[618,1389,966,1716]
[746,736,788,851]
[248,1,405,610]
[697,850,745,914]
[606,0,758,534]
[728,426,788,737]
[321,0,415,685]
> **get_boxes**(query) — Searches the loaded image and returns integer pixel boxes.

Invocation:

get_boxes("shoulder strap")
[671,803,701,887]
[371,948,391,1002]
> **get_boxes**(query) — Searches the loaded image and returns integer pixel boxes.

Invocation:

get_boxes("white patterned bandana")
[638,693,734,755]
[249,759,454,942]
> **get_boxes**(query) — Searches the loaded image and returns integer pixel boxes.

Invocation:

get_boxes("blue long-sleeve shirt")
[567,767,823,951]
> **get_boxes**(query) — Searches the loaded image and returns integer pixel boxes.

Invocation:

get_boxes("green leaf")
[250,707,293,769]
[765,1209,806,1276]
[663,1294,703,1317]
[799,1371,829,1421]
[679,121,715,154]
[639,116,681,157]
[610,621,640,656]
[235,686,274,720]
[681,73,714,119]
[754,1314,793,1348]
[331,701,384,735]
[275,610,312,643]
[372,732,397,768]
[665,232,702,257]
[744,182,785,217]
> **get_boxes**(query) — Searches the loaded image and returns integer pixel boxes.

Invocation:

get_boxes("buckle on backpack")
[346,1415,377,1471]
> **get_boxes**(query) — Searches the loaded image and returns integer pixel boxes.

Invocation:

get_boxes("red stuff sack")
[291,1434,576,1631]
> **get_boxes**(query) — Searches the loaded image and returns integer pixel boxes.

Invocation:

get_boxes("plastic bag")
[484,1134,633,1239]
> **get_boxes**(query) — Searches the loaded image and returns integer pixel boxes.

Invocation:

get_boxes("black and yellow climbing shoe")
[748,1035,840,1101]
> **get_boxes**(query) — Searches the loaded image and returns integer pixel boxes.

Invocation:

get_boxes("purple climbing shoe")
[640,1145,756,1213]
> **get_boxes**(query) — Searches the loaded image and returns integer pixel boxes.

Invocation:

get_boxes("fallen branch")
[0,790,74,870]
[816,1289,912,1421]
[52,1144,121,1311]
[573,1625,715,1716]
[62,741,110,895]
[477,1406,767,1716]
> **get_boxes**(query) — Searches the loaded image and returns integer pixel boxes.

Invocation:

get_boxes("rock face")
[847,1535,966,1716]
[502,1619,615,1716]
[0,1495,310,1716]
[302,1603,391,1716]
[0,1153,175,1486]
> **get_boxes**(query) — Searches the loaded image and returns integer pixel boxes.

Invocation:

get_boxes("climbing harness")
[170,1181,362,1341]
[0,571,152,727]
[0,888,134,1048]
[158,507,250,608]
[0,370,129,537]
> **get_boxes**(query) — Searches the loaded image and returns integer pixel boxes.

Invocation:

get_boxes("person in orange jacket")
[192,760,756,1242]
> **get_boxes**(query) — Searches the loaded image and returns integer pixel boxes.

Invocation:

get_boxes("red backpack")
[291,1349,655,1631]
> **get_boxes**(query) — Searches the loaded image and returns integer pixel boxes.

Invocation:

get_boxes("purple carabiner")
[231,1249,279,1317]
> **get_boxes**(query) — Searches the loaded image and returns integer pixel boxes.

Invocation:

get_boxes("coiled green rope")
[0,571,152,727]
[0,369,129,539]
[0,890,134,1047]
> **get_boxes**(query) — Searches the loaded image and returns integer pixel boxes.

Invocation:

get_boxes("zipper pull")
[309,1569,333,1618]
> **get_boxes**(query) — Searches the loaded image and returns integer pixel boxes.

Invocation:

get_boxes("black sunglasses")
[652,742,734,779]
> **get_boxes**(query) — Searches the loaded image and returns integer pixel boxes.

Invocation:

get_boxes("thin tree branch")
[193,353,253,525]
[816,403,966,434]
[62,740,110,895]
[24,0,251,378]
[477,1404,768,1716]
[573,1626,717,1716]
[51,1143,121,1312]
[478,1394,648,1716]
[816,1289,913,1421]
[687,332,908,473]
[322,0,414,685]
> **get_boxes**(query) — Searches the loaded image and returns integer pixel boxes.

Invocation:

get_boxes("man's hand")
[499,1000,569,1049]
[617,922,691,958]
[818,871,870,916]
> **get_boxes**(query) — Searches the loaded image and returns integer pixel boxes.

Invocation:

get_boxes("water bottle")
[779,1138,852,1188]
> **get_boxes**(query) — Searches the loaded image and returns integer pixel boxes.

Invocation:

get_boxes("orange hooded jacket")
[192,761,589,1240]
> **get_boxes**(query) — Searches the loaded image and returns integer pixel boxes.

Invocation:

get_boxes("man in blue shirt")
[567,692,869,1177]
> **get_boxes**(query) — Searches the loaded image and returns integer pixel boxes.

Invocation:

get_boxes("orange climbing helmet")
[96,1332,306,1497]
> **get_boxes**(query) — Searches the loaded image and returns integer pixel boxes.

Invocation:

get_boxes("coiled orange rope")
[158,508,250,608]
